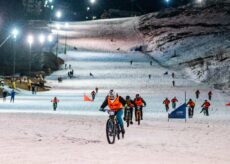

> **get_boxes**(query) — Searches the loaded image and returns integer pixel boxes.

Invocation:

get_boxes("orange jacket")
[134,98,144,107]
[202,101,211,108]
[187,101,195,107]
[107,96,123,112]
[163,99,170,105]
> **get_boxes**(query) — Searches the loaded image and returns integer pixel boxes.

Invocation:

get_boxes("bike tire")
[137,111,141,125]
[106,119,116,144]
[127,111,130,127]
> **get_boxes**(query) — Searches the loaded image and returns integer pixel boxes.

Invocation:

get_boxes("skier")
[200,100,211,116]
[187,99,195,118]
[163,98,170,112]
[172,80,175,87]
[148,74,151,79]
[10,89,15,103]
[172,72,175,78]
[100,89,126,137]
[91,90,96,101]
[208,91,212,101]
[123,95,135,124]
[134,94,146,121]
[171,97,178,109]
[195,90,200,99]
[130,60,133,65]
[51,97,60,111]
[95,87,98,94]
[150,61,153,66]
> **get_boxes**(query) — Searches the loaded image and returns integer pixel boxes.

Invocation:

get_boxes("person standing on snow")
[100,89,126,136]
[51,97,60,111]
[171,97,178,109]
[10,89,15,103]
[195,90,200,99]
[201,100,211,116]
[208,91,213,101]
[2,88,7,102]
[91,90,96,101]
[163,98,170,112]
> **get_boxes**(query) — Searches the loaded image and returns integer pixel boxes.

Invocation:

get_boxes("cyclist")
[187,98,195,118]
[208,91,212,101]
[124,96,135,124]
[195,90,200,99]
[201,100,211,116]
[171,96,178,109]
[163,98,170,112]
[134,94,146,121]
[100,89,126,135]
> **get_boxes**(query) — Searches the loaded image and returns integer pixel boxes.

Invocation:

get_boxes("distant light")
[87,7,90,11]
[65,22,69,28]
[49,0,53,3]
[92,16,97,20]
[48,34,53,42]
[27,35,34,45]
[12,28,19,39]
[197,0,203,3]
[56,10,62,19]
[90,0,96,4]
[51,5,54,10]
[165,0,170,3]
[39,34,45,44]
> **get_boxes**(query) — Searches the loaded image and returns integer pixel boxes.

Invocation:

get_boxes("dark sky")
[0,0,191,21]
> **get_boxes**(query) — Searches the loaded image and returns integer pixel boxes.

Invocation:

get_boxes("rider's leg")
[116,110,125,133]
[123,108,127,120]
[140,106,143,120]
[130,108,133,124]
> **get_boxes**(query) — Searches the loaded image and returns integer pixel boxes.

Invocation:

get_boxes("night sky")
[0,0,190,21]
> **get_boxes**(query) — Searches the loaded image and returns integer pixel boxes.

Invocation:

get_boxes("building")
[22,0,45,18]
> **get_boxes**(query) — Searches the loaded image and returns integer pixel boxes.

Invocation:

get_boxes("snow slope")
[0,50,230,163]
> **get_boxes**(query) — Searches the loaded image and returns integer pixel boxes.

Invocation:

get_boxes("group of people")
[1,88,15,103]
[100,90,146,136]
[163,90,213,117]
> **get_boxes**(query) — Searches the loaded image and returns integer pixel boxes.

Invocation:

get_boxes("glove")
[99,108,105,112]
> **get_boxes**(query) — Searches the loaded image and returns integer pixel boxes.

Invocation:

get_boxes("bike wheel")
[106,119,116,144]
[126,111,130,127]
[137,111,141,125]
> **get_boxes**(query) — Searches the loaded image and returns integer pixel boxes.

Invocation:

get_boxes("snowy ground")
[0,50,230,163]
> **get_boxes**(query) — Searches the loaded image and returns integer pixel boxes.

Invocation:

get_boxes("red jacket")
[202,101,211,108]
[171,98,178,103]
[51,98,59,103]
[163,99,170,105]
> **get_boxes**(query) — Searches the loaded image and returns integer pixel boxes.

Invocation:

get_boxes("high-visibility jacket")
[134,98,144,107]
[171,98,178,103]
[107,96,123,112]
[187,101,195,107]
[202,101,210,108]
[126,100,134,108]
[163,99,170,105]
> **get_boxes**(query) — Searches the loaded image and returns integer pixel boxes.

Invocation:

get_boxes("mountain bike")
[124,107,132,127]
[100,109,121,144]
[136,106,142,125]
[188,107,194,118]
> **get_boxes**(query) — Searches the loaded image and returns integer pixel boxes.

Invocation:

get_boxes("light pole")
[11,28,19,76]
[27,34,34,76]
[55,23,60,65]
[64,22,69,55]
[48,0,54,22]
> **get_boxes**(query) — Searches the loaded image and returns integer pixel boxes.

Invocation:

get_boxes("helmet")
[136,94,140,98]
[109,89,115,100]
[126,95,130,100]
